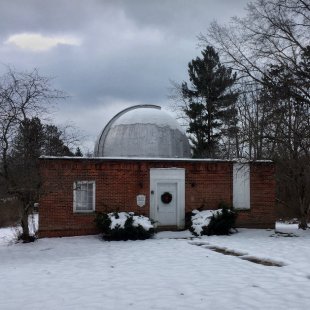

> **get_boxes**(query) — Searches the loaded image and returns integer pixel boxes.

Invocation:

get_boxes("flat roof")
[40,156,273,163]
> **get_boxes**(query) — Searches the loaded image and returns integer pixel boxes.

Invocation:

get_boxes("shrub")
[94,212,111,232]
[202,207,237,236]
[95,212,154,241]
[190,203,237,236]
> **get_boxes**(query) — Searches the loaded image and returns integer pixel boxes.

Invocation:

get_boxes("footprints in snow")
[190,242,285,267]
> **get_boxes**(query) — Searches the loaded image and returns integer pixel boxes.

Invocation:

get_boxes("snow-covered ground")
[1,220,310,310]
[0,213,37,245]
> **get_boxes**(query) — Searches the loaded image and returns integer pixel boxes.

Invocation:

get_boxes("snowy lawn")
[1,223,310,309]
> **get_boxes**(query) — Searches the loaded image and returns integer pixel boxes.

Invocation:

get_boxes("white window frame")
[73,181,96,213]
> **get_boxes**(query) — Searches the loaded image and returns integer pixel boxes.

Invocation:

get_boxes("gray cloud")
[0,0,249,151]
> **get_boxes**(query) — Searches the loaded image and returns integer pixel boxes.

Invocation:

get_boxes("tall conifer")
[181,46,238,157]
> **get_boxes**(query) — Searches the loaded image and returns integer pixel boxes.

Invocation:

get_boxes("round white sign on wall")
[136,194,146,207]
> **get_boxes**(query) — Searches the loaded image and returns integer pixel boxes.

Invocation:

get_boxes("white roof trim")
[40,156,273,163]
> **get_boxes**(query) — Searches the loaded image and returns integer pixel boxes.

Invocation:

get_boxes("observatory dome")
[94,105,191,158]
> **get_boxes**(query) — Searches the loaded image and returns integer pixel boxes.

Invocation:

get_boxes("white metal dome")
[94,105,191,158]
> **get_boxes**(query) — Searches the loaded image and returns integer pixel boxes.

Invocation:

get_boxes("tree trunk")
[20,206,33,242]
[21,212,29,237]
[299,204,309,230]
[299,216,308,230]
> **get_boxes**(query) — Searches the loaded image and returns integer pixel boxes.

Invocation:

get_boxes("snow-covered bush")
[190,204,237,236]
[191,209,221,236]
[95,212,154,241]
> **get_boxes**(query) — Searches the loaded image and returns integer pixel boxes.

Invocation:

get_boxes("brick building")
[38,105,275,237]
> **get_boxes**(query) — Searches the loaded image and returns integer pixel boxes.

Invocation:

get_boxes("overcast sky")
[0,0,248,152]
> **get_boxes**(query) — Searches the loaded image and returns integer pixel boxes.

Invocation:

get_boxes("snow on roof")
[112,107,181,130]
[39,155,273,163]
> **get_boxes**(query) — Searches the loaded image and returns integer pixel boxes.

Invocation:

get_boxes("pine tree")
[181,46,238,157]
[75,147,83,157]
[8,117,74,240]
[11,117,44,165]
[8,118,45,240]
[43,124,73,156]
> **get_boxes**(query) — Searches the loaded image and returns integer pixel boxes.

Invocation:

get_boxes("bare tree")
[0,67,66,240]
[198,0,310,228]
[201,0,310,92]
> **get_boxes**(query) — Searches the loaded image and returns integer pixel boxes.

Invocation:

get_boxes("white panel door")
[157,182,177,226]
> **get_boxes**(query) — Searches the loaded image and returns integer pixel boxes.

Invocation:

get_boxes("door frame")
[150,168,185,229]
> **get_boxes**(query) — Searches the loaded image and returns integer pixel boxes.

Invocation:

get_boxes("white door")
[157,182,177,226]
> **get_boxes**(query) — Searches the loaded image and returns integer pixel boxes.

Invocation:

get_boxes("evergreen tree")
[11,117,44,165]
[181,46,238,157]
[8,117,74,240]
[43,124,73,156]
[75,147,83,157]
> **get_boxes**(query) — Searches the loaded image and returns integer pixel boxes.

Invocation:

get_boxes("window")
[73,181,95,212]
[233,163,250,210]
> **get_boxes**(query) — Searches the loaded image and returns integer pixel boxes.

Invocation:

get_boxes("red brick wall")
[236,162,276,228]
[38,158,275,237]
